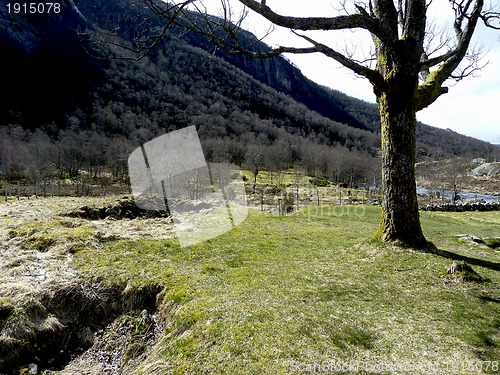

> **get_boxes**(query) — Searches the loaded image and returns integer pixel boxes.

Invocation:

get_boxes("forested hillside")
[1,0,498,189]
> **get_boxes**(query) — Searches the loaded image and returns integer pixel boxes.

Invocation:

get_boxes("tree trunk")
[374,80,427,247]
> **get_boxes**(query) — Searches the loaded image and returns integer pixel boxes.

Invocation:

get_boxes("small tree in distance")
[91,0,500,247]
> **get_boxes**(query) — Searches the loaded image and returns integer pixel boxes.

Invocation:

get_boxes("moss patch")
[10,220,95,254]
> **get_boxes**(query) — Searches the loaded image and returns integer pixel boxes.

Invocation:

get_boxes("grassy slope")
[68,205,500,374]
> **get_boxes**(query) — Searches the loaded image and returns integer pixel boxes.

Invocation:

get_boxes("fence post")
[296,188,299,212]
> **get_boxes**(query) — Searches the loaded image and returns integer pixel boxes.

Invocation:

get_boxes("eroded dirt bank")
[0,197,173,374]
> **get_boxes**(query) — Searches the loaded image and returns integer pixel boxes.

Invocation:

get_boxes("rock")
[28,363,38,375]
[105,206,122,217]
[468,162,500,177]
[470,235,484,244]
[470,158,486,165]
[456,234,485,245]
[420,203,500,212]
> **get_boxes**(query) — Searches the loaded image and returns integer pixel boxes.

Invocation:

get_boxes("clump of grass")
[0,296,65,371]
[447,261,485,282]
[132,309,152,336]
[128,219,144,232]
[484,237,500,249]
[62,308,158,372]
[0,298,15,321]
[125,341,147,361]
[20,233,58,252]
[327,322,376,350]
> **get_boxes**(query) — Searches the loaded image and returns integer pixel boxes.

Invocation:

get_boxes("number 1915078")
[6,2,61,14]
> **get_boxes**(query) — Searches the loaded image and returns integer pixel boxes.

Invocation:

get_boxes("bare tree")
[90,0,500,246]
[244,144,265,193]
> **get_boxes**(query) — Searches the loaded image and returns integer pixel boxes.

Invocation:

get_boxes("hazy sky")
[194,0,500,145]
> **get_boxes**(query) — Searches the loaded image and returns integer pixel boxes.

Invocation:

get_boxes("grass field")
[0,197,499,374]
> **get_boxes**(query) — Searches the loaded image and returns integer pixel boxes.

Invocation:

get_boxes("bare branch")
[423,19,454,58]
[416,0,486,110]
[164,5,306,59]
[419,49,457,71]
[449,43,488,81]
[79,0,196,60]
[481,9,500,29]
[236,0,397,47]
[223,43,319,58]
[438,0,484,79]
[453,0,474,37]
[291,32,384,87]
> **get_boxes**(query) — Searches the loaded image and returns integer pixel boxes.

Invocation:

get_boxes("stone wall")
[420,202,500,212]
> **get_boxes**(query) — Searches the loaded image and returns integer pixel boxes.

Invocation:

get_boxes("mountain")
[0,0,106,127]
[0,0,498,186]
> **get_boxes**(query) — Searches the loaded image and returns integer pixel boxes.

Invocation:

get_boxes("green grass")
[241,169,310,186]
[67,206,500,374]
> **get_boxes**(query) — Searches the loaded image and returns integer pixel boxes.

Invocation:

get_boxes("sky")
[192,0,500,145]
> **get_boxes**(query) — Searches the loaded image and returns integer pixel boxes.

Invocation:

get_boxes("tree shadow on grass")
[421,242,500,272]
[479,295,500,303]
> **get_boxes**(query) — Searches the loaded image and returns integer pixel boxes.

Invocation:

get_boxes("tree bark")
[374,71,426,247]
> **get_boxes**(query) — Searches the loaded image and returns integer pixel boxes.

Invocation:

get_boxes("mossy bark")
[373,53,426,247]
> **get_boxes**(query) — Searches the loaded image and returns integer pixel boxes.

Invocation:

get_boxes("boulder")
[468,162,500,177]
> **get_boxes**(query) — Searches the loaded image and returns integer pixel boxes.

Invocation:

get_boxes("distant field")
[0,197,499,374]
